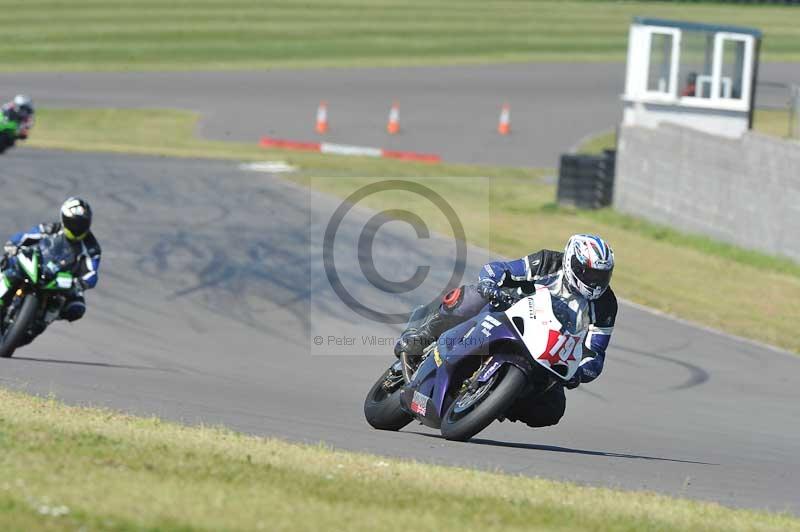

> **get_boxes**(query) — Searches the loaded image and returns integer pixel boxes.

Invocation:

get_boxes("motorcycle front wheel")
[0,294,39,358]
[440,364,526,442]
[0,132,15,154]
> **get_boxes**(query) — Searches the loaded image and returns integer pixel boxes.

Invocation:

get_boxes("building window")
[718,37,747,100]
[678,30,714,99]
[647,32,674,94]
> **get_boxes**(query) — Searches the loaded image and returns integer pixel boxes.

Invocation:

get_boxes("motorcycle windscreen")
[39,234,77,283]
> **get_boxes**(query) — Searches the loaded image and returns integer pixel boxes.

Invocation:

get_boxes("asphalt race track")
[0,148,797,514]
[2,62,800,167]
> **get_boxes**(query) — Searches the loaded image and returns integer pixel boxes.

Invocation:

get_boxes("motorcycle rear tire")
[441,364,526,442]
[364,366,413,431]
[0,294,39,358]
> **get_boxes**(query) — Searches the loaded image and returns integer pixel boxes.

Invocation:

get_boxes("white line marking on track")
[239,161,298,173]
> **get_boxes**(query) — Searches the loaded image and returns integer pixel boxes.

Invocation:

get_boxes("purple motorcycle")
[364,286,590,441]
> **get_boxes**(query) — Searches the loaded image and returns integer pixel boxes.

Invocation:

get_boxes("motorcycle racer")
[394,234,617,428]
[1,95,35,139]
[0,198,100,323]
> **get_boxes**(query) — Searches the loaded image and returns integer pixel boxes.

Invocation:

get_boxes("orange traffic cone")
[386,101,400,135]
[497,103,511,135]
[316,101,329,134]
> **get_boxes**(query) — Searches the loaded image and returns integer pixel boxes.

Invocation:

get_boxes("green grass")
[0,387,796,531]
[1,1,800,71]
[752,109,798,139]
[575,130,618,155]
[25,107,800,353]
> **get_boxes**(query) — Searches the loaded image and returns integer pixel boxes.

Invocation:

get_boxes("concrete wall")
[614,123,800,261]
[622,101,750,139]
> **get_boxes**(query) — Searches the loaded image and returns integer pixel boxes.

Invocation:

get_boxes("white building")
[622,17,761,138]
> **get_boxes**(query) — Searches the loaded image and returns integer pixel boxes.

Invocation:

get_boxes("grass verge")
[26,108,540,180]
[25,108,800,353]
[0,387,796,531]
[1,1,800,71]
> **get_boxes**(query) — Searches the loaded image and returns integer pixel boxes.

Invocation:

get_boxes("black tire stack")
[556,149,616,209]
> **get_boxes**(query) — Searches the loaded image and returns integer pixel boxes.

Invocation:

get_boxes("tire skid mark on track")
[613,343,711,391]
[106,191,139,214]
[10,355,178,373]
[574,385,608,402]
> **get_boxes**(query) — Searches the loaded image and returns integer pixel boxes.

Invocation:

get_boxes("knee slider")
[61,300,86,322]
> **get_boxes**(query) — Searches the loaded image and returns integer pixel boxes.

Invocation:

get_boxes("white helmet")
[563,234,614,300]
[12,94,33,117]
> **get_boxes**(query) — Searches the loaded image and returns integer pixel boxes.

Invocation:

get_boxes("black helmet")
[61,197,92,241]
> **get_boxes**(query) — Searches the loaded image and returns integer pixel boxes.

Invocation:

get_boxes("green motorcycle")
[0,233,78,358]
[0,114,27,154]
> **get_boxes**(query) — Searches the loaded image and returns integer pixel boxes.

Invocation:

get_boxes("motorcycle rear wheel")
[0,294,39,358]
[441,364,526,442]
[364,366,413,431]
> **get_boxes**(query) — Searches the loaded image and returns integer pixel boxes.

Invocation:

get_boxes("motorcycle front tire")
[0,132,14,154]
[0,294,39,358]
[440,364,527,442]
[364,366,413,431]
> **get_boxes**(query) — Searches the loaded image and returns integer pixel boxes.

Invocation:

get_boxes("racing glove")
[3,242,18,257]
[564,372,581,390]
[477,279,517,308]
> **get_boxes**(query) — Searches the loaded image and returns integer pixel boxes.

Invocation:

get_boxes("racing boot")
[394,304,450,362]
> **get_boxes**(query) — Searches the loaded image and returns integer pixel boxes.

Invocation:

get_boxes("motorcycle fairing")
[15,250,38,283]
[400,314,519,427]
[43,272,73,290]
[400,288,590,426]
[399,355,440,428]
[503,286,587,380]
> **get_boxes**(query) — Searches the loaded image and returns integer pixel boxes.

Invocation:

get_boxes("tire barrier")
[557,149,616,209]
